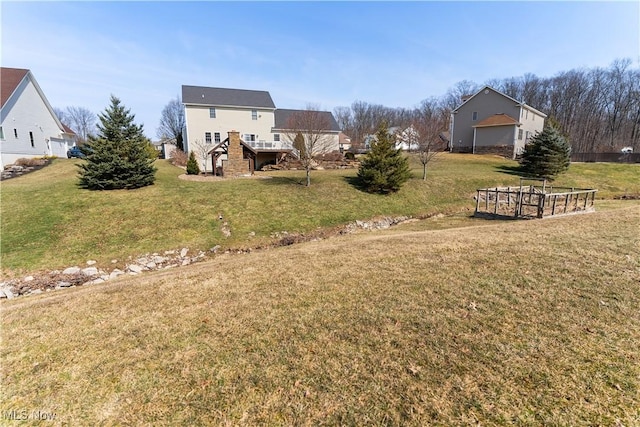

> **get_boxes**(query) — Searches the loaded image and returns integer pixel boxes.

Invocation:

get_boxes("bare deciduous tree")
[157,96,185,151]
[190,138,211,174]
[65,106,97,142]
[53,106,96,142]
[407,99,449,180]
[284,106,336,186]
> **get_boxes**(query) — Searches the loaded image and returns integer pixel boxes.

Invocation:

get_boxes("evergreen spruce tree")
[186,151,200,175]
[357,122,411,193]
[520,123,571,180]
[78,95,156,190]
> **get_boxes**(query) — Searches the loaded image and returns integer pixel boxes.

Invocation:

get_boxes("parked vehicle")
[67,146,85,158]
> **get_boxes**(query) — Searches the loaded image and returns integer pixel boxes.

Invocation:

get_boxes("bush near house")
[186,151,200,175]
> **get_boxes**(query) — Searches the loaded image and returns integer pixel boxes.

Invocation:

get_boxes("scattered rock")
[86,260,97,266]
[82,267,99,276]
[63,267,81,275]
[180,248,189,258]
[127,264,144,274]
[24,276,34,282]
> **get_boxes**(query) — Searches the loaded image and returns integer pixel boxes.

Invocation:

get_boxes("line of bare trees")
[335,58,639,153]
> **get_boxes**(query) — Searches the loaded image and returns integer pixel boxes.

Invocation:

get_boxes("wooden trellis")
[474,178,597,219]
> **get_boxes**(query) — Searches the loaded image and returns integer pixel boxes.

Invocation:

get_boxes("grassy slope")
[1,205,639,425]
[1,155,639,274]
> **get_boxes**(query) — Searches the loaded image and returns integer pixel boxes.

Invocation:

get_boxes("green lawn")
[1,154,638,273]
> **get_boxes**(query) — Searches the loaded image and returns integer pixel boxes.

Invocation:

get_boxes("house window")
[472,112,478,121]
[214,132,220,143]
[273,133,280,142]
[0,126,4,140]
[205,132,212,143]
[29,131,34,147]
[525,110,529,119]
[244,134,256,142]
[526,131,531,141]
[518,129,523,140]
[14,128,18,138]
[252,110,258,120]
[209,108,216,118]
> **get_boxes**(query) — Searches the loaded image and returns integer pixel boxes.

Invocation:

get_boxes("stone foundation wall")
[474,145,514,158]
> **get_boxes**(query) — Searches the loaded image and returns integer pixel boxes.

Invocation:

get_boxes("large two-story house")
[1,67,76,169]
[182,85,340,175]
[450,86,546,158]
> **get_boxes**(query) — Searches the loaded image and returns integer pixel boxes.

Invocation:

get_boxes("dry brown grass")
[1,205,639,425]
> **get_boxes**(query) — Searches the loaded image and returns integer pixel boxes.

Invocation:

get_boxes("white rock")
[127,264,144,274]
[181,259,191,266]
[24,276,34,282]
[4,289,15,299]
[86,260,97,266]
[153,256,167,264]
[109,269,125,279]
[29,289,43,295]
[63,267,81,275]
[180,248,189,258]
[82,267,99,276]
[146,262,157,269]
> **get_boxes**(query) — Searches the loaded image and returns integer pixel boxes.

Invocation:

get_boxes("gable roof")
[182,85,276,109]
[273,109,340,132]
[1,67,30,108]
[473,113,520,128]
[453,85,547,118]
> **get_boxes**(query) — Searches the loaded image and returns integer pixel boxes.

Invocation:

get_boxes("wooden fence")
[475,179,597,219]
[571,152,640,163]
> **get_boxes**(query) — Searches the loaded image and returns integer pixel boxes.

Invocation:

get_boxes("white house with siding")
[1,67,76,169]
[450,86,546,158]
[182,85,340,172]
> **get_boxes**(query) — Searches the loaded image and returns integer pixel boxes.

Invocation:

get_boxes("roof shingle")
[274,109,340,131]
[1,67,29,108]
[182,85,276,109]
[473,113,520,128]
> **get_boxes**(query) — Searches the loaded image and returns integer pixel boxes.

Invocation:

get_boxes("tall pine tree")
[357,122,411,193]
[519,123,571,180]
[79,95,156,190]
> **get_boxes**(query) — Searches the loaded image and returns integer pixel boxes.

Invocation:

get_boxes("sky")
[2,1,639,139]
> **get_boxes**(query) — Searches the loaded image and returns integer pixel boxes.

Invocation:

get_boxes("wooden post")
[475,190,480,215]
[494,188,499,214]
[551,194,557,215]
[485,189,489,210]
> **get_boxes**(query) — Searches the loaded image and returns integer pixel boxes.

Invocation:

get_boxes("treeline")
[334,59,639,153]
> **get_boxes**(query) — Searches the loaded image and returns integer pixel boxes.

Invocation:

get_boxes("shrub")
[344,152,356,161]
[186,151,200,175]
[520,123,571,180]
[78,95,156,190]
[356,122,411,194]
[170,149,188,167]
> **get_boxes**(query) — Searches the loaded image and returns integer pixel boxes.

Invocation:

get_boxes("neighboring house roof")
[182,85,276,109]
[61,123,76,135]
[453,85,547,118]
[1,67,30,108]
[273,109,340,132]
[1,67,67,132]
[473,113,520,128]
